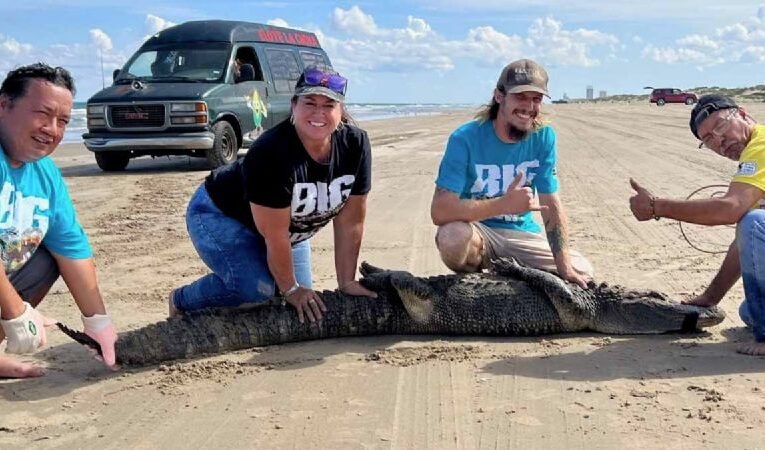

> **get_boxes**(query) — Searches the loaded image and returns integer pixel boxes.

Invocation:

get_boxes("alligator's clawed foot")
[360,261,385,277]
[390,273,435,324]
[57,322,103,355]
[489,257,525,278]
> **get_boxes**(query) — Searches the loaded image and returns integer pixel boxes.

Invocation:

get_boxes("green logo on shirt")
[28,321,37,336]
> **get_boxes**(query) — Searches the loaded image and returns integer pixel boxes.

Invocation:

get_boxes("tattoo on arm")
[546,225,567,255]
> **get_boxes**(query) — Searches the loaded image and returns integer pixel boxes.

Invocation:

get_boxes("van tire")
[656,99,666,106]
[207,121,238,168]
[685,98,695,105]
[95,152,130,171]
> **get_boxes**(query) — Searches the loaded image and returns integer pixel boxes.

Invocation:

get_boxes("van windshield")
[116,42,230,83]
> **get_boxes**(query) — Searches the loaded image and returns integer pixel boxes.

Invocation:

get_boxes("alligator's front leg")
[490,257,594,329]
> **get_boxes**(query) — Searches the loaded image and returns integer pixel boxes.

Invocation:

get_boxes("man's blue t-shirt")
[0,146,91,273]
[435,120,559,234]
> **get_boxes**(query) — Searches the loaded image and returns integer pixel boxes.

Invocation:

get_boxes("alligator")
[58,257,725,366]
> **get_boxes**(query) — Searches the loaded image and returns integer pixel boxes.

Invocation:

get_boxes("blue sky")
[1,1,763,103]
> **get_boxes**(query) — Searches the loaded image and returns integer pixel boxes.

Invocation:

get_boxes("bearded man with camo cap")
[430,59,593,289]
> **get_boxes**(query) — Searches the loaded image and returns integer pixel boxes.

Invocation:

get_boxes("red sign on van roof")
[257,28,320,48]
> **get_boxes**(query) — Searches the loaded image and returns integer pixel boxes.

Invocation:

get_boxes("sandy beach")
[1,102,764,449]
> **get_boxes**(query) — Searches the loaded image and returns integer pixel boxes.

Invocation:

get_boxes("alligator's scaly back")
[59,259,726,366]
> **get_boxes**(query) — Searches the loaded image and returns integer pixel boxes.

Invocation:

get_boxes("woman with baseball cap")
[170,65,376,323]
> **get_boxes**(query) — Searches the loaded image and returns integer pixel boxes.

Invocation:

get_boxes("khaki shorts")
[474,223,594,277]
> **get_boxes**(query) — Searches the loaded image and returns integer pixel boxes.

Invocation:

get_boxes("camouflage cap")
[496,59,549,97]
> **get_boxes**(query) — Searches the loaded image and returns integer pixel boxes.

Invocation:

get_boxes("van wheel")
[656,99,666,106]
[685,98,695,105]
[95,152,130,171]
[207,121,238,168]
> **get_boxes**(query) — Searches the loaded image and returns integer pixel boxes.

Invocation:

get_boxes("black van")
[83,20,333,171]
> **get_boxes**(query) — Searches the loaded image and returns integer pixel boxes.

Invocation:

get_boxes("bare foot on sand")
[736,341,765,356]
[0,355,45,378]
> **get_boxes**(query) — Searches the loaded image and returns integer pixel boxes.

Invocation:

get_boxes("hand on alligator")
[682,292,722,308]
[501,173,547,215]
[82,314,119,370]
[340,280,378,298]
[0,302,56,354]
[559,268,591,289]
[285,287,326,323]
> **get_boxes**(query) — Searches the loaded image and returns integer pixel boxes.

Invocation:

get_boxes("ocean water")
[64,102,475,143]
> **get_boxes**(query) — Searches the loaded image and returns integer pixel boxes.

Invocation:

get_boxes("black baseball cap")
[294,66,347,102]
[689,94,738,139]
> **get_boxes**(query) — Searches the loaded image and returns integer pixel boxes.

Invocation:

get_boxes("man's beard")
[506,124,529,142]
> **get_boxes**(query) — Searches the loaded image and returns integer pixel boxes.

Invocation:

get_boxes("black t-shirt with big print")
[204,119,372,244]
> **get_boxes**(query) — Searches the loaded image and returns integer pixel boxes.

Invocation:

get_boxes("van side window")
[265,48,301,93]
[300,51,330,70]
[233,46,264,83]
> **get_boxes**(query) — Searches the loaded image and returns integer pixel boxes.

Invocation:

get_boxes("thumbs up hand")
[629,178,658,221]
[501,172,547,215]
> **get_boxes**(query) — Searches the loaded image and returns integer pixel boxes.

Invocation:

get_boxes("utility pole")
[100,49,105,88]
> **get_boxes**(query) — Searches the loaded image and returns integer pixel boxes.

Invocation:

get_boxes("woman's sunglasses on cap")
[302,68,348,96]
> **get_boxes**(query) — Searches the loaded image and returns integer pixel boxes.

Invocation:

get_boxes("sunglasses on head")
[303,68,347,96]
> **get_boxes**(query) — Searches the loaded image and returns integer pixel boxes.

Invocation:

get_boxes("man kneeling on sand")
[0,63,117,377]
[629,94,765,356]
[430,59,593,288]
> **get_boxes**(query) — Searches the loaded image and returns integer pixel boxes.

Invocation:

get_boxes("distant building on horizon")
[586,85,594,100]
[599,90,607,98]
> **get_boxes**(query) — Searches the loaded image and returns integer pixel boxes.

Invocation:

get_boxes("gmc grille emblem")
[124,111,149,120]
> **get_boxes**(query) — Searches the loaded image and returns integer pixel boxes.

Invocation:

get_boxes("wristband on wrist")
[649,197,660,221]
[281,282,300,297]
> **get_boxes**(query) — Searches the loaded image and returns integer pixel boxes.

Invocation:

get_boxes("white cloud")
[416,0,756,23]
[740,45,765,63]
[0,35,33,57]
[266,18,291,28]
[404,16,432,39]
[641,45,709,64]
[676,34,719,50]
[89,29,113,52]
[457,26,525,65]
[323,7,616,74]
[331,5,381,36]
[526,17,618,67]
[644,5,765,66]
[146,14,176,36]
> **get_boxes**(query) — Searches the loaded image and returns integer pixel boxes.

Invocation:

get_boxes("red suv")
[649,88,698,106]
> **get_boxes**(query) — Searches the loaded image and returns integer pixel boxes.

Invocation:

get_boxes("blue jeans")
[737,209,765,342]
[173,184,312,312]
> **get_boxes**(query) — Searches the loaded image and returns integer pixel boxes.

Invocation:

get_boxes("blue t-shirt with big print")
[0,146,91,273]
[435,120,558,234]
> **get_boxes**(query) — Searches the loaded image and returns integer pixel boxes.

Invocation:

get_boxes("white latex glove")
[82,314,118,368]
[1,302,55,354]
